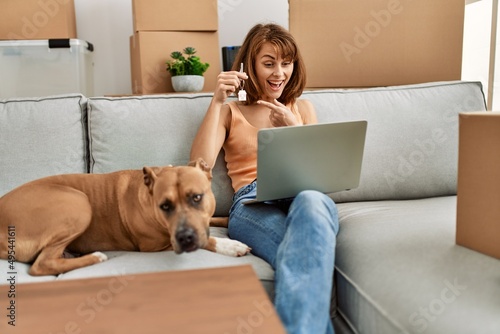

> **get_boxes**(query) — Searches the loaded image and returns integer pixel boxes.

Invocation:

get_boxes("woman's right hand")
[213,71,248,103]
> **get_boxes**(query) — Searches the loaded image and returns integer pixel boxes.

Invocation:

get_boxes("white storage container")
[0,39,94,98]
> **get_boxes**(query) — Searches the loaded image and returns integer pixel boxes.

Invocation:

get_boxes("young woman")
[190,23,339,334]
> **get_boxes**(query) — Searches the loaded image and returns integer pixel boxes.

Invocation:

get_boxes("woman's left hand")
[257,99,299,127]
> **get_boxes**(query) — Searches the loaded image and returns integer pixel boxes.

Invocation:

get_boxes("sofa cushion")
[302,81,487,202]
[335,196,500,333]
[0,94,88,196]
[87,94,234,217]
[0,227,276,298]
[59,228,275,296]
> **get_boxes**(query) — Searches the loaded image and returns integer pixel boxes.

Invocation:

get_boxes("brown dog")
[0,159,249,276]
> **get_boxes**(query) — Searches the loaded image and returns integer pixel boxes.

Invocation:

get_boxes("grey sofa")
[1,80,499,333]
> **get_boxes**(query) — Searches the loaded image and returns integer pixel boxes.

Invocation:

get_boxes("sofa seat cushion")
[0,227,275,297]
[335,196,500,333]
[0,94,88,196]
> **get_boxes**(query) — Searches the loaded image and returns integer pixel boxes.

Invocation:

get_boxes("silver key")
[238,62,247,102]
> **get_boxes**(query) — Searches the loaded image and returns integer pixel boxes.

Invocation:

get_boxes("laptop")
[243,120,367,204]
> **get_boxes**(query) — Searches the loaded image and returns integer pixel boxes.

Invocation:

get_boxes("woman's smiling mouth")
[268,80,284,91]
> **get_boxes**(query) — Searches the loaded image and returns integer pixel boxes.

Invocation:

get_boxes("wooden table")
[0,265,285,334]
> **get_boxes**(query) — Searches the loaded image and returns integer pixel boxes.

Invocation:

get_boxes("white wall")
[74,0,288,96]
[74,0,133,97]
[462,0,493,108]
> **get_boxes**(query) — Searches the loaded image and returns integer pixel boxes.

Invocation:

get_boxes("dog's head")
[142,158,216,253]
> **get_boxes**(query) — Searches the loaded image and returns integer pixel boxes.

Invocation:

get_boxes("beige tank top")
[223,101,303,192]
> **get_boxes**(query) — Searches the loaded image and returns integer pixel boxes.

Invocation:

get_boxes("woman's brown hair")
[231,23,307,106]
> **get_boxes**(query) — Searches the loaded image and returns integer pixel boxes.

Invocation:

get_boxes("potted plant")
[166,47,210,92]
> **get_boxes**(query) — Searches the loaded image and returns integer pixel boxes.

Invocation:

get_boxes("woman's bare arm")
[190,71,247,167]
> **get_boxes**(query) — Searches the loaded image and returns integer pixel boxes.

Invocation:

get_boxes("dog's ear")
[143,166,158,191]
[188,158,213,180]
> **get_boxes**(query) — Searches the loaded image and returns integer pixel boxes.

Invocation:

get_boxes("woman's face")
[254,42,294,103]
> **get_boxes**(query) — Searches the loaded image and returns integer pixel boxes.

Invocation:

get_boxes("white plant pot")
[171,75,205,92]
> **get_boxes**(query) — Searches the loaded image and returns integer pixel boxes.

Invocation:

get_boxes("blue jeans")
[228,181,339,334]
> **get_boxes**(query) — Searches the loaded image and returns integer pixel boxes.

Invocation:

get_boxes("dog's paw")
[214,237,251,257]
[92,251,108,262]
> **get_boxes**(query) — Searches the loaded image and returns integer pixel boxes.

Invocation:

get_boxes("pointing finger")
[257,100,278,110]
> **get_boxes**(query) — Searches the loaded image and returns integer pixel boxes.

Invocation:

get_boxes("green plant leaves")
[166,47,210,76]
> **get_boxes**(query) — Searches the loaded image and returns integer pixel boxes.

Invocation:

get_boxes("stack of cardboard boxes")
[130,0,221,95]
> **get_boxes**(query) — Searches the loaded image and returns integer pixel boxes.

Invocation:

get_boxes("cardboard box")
[0,0,76,40]
[289,0,464,88]
[130,31,220,94]
[456,112,500,259]
[132,0,218,32]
